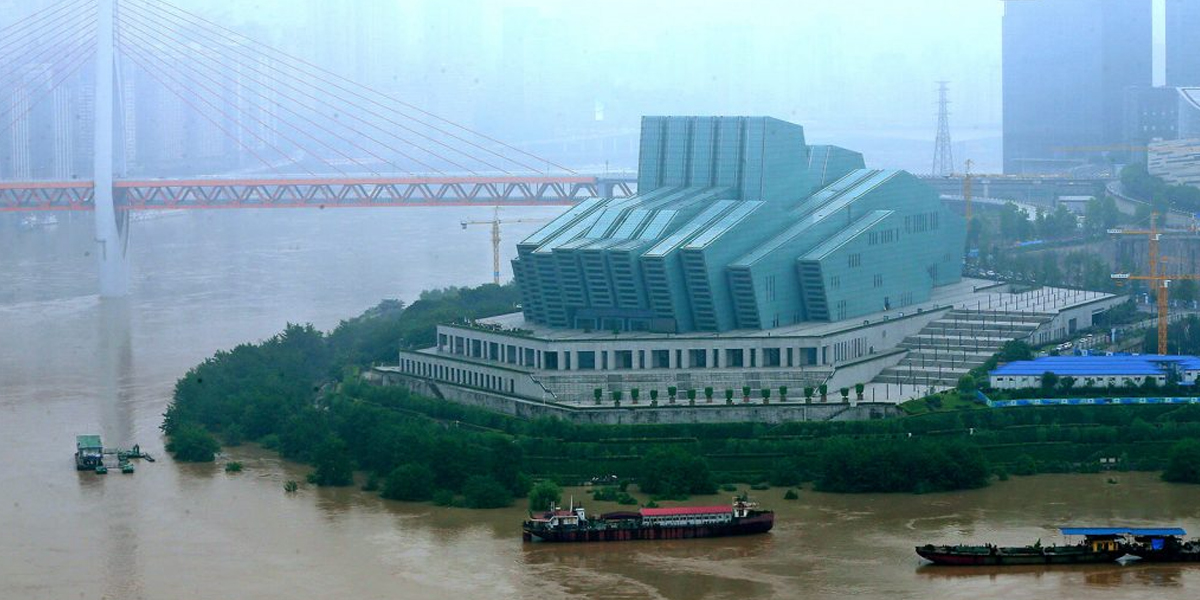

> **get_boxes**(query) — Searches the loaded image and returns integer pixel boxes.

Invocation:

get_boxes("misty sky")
[180,0,1165,171]
[1,0,1171,173]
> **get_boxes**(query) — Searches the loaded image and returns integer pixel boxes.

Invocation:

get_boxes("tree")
[998,340,1033,363]
[593,388,603,405]
[166,423,220,462]
[957,376,977,394]
[528,480,562,512]
[638,447,716,498]
[724,389,734,405]
[310,436,354,487]
[686,389,697,406]
[668,386,678,404]
[839,387,850,402]
[704,387,715,403]
[631,388,640,405]
[650,389,659,406]
[462,475,513,508]
[779,386,788,402]
[1040,371,1060,392]
[855,383,865,401]
[382,463,435,501]
[742,385,752,403]
[819,384,828,402]
[761,388,771,405]
[1176,280,1198,305]
[1058,376,1077,393]
[1163,440,1200,484]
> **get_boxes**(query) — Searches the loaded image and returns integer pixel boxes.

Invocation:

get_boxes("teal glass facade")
[513,116,965,333]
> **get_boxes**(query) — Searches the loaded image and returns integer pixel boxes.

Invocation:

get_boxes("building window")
[577,351,596,370]
[873,274,883,288]
[689,349,707,368]
[651,349,669,369]
[725,348,745,368]
[849,253,861,268]
[830,275,840,289]
[763,348,781,367]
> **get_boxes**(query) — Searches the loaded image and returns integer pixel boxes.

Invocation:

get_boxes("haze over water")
[2,212,1200,599]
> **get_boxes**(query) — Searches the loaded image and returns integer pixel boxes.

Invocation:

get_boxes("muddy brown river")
[4,210,1200,599]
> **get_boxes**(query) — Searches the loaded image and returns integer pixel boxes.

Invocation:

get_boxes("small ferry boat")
[522,496,773,543]
[916,528,1126,565]
[19,214,59,231]
[1123,528,1198,562]
[75,435,104,471]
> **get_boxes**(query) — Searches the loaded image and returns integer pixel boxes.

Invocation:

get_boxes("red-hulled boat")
[522,497,774,543]
[916,529,1126,566]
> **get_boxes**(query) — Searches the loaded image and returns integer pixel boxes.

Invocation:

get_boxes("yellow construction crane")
[460,207,547,285]
[1109,212,1200,354]
[963,159,974,222]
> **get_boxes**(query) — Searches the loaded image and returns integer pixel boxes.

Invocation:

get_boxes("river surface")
[4,210,1200,600]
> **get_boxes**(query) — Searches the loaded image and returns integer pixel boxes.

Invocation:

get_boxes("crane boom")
[460,207,548,285]
[1108,212,1200,354]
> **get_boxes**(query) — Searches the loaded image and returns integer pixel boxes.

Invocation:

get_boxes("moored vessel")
[523,496,773,543]
[1123,528,1198,562]
[916,529,1125,566]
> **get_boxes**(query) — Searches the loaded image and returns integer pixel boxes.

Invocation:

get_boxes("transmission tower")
[932,81,954,176]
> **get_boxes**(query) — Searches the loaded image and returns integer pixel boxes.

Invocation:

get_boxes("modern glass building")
[1167,0,1200,88]
[511,116,965,334]
[1002,0,1151,173]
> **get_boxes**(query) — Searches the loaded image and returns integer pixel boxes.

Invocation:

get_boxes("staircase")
[872,309,1053,388]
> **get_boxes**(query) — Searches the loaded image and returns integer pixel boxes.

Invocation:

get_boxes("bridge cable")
[0,9,97,92]
[128,0,578,175]
[121,4,486,176]
[0,0,93,60]
[117,41,318,177]
[0,39,96,146]
[123,0,508,175]
[118,17,401,177]
[117,14,442,177]
[114,47,291,178]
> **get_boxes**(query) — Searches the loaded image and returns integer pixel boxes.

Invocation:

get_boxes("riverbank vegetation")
[162,283,1200,508]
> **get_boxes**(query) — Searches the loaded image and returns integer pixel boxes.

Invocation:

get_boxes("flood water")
[4,211,1200,600]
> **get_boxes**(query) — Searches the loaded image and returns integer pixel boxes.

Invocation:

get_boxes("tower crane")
[460,207,547,285]
[1109,212,1200,354]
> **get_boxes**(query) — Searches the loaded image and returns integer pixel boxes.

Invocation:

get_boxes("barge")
[916,528,1126,565]
[523,496,773,543]
[1123,528,1197,562]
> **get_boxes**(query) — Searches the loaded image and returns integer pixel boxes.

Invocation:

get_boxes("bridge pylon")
[95,0,128,297]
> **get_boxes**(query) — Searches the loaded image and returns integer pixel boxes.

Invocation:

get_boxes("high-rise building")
[1002,0,1151,174]
[512,116,964,333]
[1167,0,1200,87]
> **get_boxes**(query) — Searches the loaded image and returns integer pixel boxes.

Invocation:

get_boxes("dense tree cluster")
[637,447,717,498]
[161,282,1200,508]
[1162,440,1200,484]
[816,439,989,493]
[1121,164,1200,214]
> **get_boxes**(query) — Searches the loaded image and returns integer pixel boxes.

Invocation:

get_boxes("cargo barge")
[916,528,1126,565]
[522,496,773,543]
[1124,528,1198,562]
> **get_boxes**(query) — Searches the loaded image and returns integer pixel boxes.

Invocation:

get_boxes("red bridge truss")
[0,177,637,211]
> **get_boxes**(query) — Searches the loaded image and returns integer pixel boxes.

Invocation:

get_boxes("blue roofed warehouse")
[989,355,1200,390]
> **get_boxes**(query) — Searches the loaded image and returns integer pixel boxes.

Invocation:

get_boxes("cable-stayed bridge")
[0,0,635,295]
